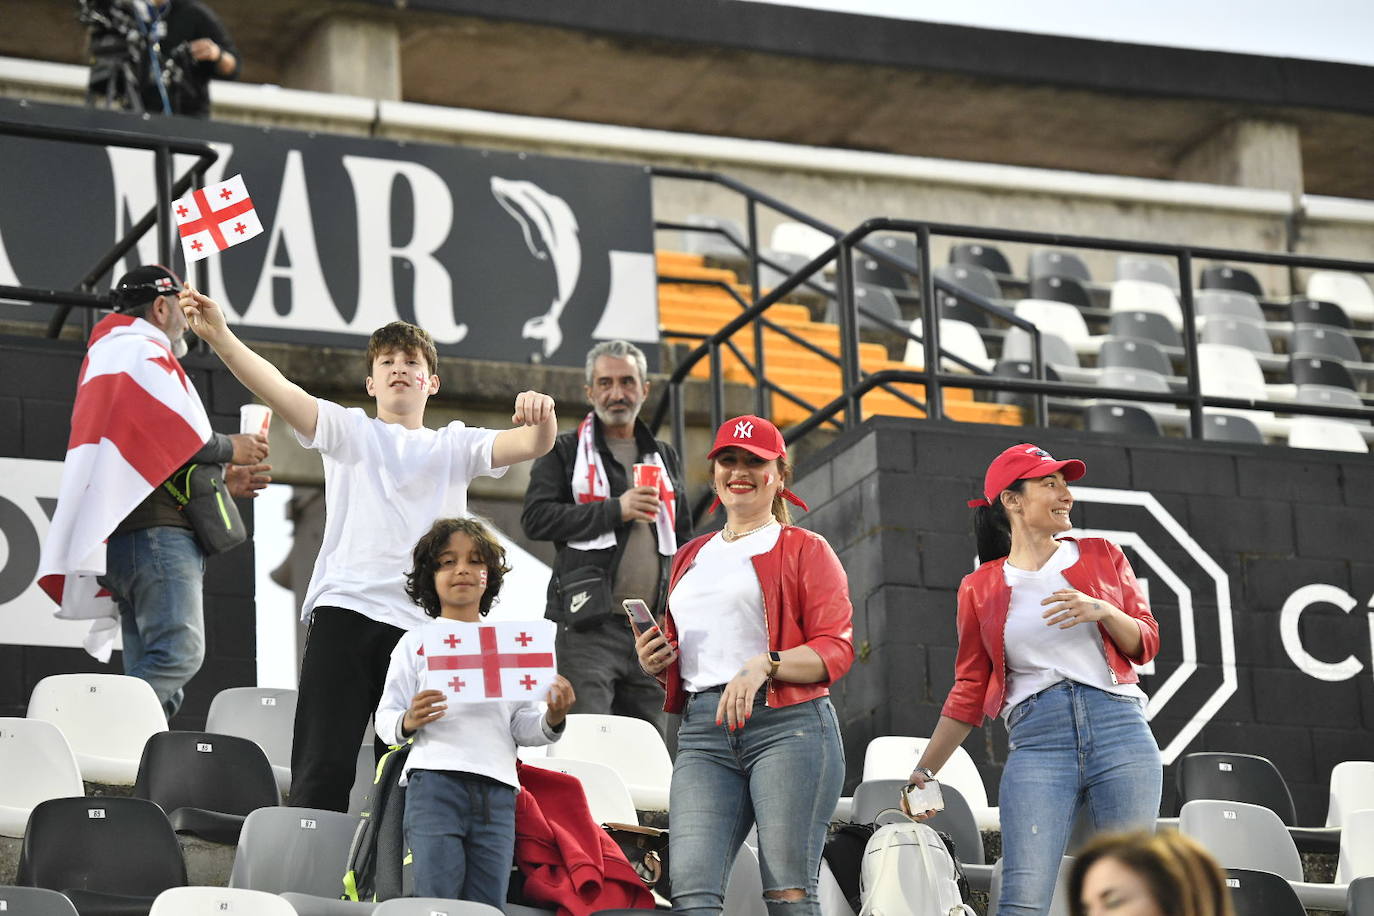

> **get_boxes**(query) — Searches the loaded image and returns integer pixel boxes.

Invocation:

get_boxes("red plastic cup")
[633,463,661,489]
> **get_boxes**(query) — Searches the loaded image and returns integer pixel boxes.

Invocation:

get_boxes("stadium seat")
[934,263,1003,302]
[1196,344,1272,423]
[1288,417,1370,453]
[133,731,281,844]
[524,758,639,825]
[904,318,995,373]
[1327,761,1374,828]
[950,242,1012,277]
[206,686,298,795]
[849,779,908,825]
[0,717,83,838]
[770,221,834,260]
[1012,299,1095,353]
[1290,298,1351,330]
[1086,403,1163,438]
[1108,308,1182,349]
[853,236,918,290]
[281,893,378,915]
[545,714,672,811]
[26,673,167,786]
[759,249,831,294]
[1196,289,1265,323]
[1291,325,1363,363]
[1338,809,1374,883]
[824,284,903,331]
[1291,355,1357,391]
[372,900,503,916]
[861,736,995,829]
[987,856,1074,916]
[348,743,376,816]
[1200,264,1265,299]
[1099,337,1173,376]
[1306,271,1374,324]
[17,796,187,915]
[1351,876,1374,916]
[229,806,360,896]
[1002,327,1083,377]
[1028,248,1092,283]
[1201,413,1265,444]
[1179,800,1346,910]
[150,886,298,916]
[1109,282,1184,329]
[1296,385,1365,415]
[1199,317,1274,357]
[1116,256,1179,292]
[681,214,746,259]
[1098,366,1171,396]
[1177,752,1297,823]
[0,886,80,916]
[1030,274,1093,310]
[1224,867,1307,916]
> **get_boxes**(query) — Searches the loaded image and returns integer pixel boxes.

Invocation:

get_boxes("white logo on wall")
[1070,486,1236,765]
[491,177,581,360]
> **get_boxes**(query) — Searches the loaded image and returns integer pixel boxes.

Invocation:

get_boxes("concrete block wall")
[791,417,1374,824]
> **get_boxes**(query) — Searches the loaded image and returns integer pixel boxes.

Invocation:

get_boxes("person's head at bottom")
[706,415,809,535]
[1069,830,1235,916]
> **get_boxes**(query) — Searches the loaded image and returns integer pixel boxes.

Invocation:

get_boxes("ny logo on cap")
[734,420,755,439]
[1025,447,1052,460]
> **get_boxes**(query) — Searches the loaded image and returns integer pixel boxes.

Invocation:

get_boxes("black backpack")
[342,742,412,902]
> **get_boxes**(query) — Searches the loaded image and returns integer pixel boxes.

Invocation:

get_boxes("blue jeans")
[997,680,1162,916]
[404,769,517,906]
[669,690,845,916]
[101,526,206,719]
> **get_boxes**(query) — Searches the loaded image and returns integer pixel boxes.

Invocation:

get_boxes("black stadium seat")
[1290,355,1356,391]
[1200,264,1265,298]
[1290,297,1351,329]
[1224,867,1307,916]
[1030,274,1093,310]
[1086,403,1162,438]
[133,731,280,845]
[950,242,1012,277]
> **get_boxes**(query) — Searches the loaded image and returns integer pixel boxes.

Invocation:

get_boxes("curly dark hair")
[367,321,439,378]
[405,517,510,618]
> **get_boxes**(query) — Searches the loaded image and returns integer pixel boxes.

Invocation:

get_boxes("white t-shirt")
[670,522,781,693]
[1000,539,1144,717]
[374,622,559,786]
[294,398,506,629]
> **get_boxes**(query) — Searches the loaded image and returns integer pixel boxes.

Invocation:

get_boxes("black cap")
[112,264,182,312]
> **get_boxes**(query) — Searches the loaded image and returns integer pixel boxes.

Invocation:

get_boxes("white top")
[294,398,506,628]
[1000,540,1144,717]
[375,622,559,786]
[670,522,781,693]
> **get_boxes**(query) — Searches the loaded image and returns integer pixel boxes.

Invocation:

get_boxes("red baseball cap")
[708,415,787,460]
[968,443,1086,508]
[707,415,809,513]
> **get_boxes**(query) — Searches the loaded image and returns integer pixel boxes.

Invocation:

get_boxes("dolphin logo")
[490,177,582,359]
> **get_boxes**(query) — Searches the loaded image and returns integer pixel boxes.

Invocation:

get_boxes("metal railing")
[0,119,219,336]
[650,168,1374,456]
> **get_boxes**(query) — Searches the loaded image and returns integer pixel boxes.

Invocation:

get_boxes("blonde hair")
[1069,831,1235,916]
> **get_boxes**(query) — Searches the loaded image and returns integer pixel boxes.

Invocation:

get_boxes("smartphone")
[622,598,656,633]
[900,779,946,816]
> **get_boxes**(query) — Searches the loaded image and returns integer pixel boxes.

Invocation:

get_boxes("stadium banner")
[0,99,658,368]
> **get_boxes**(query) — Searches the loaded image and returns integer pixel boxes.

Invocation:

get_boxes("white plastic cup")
[239,403,272,437]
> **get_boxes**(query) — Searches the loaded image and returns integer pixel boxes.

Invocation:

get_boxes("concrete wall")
[793,417,1374,824]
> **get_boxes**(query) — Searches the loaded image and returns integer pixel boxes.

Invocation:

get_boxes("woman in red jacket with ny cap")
[636,415,854,916]
[908,443,1162,916]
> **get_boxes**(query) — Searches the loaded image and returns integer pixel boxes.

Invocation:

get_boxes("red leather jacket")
[941,537,1159,726]
[656,525,854,714]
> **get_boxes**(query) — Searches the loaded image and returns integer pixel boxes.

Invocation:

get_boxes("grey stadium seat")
[1028,248,1092,283]
[1108,310,1182,349]
[951,242,1012,276]
[1086,403,1163,438]
[1291,325,1362,363]
[1116,256,1179,292]
[1099,337,1173,376]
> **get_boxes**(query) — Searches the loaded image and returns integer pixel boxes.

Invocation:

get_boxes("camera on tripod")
[79,0,195,114]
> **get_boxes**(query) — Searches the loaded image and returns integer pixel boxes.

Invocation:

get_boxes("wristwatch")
[913,765,936,781]
[766,651,782,678]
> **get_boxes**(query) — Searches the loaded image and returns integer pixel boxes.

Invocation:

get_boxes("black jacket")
[521,416,693,622]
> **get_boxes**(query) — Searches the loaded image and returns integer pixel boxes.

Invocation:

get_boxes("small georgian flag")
[172,174,263,264]
[422,619,558,704]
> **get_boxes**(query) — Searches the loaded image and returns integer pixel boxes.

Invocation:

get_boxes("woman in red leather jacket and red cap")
[908,443,1162,916]
[636,415,853,916]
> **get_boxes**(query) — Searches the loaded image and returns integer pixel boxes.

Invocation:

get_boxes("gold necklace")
[721,520,775,542]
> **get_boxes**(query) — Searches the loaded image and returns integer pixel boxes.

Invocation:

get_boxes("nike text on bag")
[858,822,976,916]
[163,463,247,555]
[555,566,616,631]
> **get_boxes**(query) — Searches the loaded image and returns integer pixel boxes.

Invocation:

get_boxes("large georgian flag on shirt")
[172,174,264,264]
[36,314,212,661]
[423,620,558,704]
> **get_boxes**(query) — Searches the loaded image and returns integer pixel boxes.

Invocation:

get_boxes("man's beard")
[169,334,189,359]
[595,401,640,428]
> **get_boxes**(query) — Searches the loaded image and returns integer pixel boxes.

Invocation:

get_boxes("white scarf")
[568,412,677,555]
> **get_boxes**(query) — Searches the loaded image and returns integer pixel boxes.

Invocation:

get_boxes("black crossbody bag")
[163,463,248,555]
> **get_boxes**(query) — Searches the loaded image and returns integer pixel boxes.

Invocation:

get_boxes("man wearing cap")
[41,265,270,719]
[521,340,692,733]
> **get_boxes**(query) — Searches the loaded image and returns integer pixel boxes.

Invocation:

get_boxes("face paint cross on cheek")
[763,472,774,487]
[479,569,488,587]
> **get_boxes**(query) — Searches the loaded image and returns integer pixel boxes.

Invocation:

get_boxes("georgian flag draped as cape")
[37,313,212,661]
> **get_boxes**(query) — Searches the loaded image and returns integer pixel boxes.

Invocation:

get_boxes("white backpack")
[857,822,976,916]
